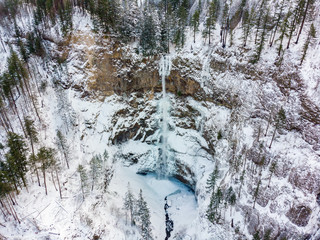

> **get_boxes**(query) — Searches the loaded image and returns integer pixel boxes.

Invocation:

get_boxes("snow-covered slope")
[0,1,320,239]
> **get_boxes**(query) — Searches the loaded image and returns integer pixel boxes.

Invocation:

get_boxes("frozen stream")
[112,166,198,239]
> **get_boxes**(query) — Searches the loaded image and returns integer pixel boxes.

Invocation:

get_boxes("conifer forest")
[0,0,320,239]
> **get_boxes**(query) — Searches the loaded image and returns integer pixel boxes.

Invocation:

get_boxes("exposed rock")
[288,166,320,194]
[286,205,312,227]
[239,206,260,235]
[174,160,196,190]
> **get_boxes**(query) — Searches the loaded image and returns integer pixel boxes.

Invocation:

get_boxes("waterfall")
[158,55,171,178]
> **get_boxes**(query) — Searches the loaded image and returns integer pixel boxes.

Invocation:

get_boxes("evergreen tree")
[269,1,284,47]
[254,0,268,45]
[124,183,136,226]
[269,107,286,148]
[5,132,28,190]
[267,162,277,187]
[300,23,316,65]
[253,231,261,240]
[29,153,41,187]
[173,0,188,49]
[89,154,103,191]
[136,189,152,240]
[242,6,255,47]
[56,130,70,168]
[221,2,229,48]
[140,13,157,56]
[191,9,200,44]
[206,164,219,191]
[37,147,56,195]
[59,1,73,36]
[204,0,219,45]
[295,0,314,44]
[207,186,223,223]
[253,179,261,209]
[77,164,88,201]
[276,12,290,57]
[24,117,38,157]
[251,9,269,63]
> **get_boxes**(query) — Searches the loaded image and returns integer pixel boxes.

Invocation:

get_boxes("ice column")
[158,55,171,178]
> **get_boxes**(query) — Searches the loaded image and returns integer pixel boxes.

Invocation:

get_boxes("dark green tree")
[191,9,200,43]
[77,164,88,201]
[139,14,157,56]
[37,147,56,195]
[269,107,286,148]
[295,0,314,44]
[242,7,255,47]
[300,23,316,65]
[136,189,152,239]
[251,9,269,63]
[89,154,103,191]
[124,183,136,226]
[6,132,28,190]
[204,0,219,45]
[206,164,219,191]
[56,130,70,169]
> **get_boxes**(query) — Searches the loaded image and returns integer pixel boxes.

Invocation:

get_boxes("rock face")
[63,32,320,239]
[69,40,204,98]
[286,205,312,227]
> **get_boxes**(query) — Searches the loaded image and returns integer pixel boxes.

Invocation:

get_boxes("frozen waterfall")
[158,55,172,178]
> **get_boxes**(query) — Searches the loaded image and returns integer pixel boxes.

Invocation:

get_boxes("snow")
[1,1,320,239]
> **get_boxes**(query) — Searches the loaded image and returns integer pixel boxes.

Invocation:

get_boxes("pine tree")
[206,164,219,191]
[269,107,286,148]
[29,153,41,187]
[204,0,218,45]
[300,23,316,65]
[253,231,261,240]
[5,132,28,190]
[276,12,290,57]
[242,7,255,47]
[191,9,200,44]
[56,130,70,169]
[24,117,38,158]
[139,13,157,56]
[136,189,152,240]
[77,164,88,201]
[254,0,268,45]
[221,2,229,48]
[253,179,261,209]
[89,154,103,191]
[295,0,314,44]
[206,187,223,223]
[267,162,277,187]
[251,9,269,64]
[59,1,73,36]
[269,1,284,47]
[124,183,136,226]
[37,147,56,195]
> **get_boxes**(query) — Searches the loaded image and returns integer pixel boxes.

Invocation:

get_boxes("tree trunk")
[267,172,273,187]
[0,199,9,216]
[56,169,62,199]
[20,174,28,193]
[43,168,47,195]
[287,18,296,49]
[51,171,58,191]
[295,0,311,44]
[264,113,272,136]
[270,14,281,47]
[6,195,20,223]
[269,127,277,148]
